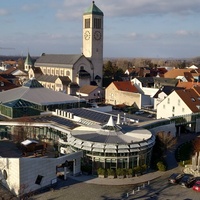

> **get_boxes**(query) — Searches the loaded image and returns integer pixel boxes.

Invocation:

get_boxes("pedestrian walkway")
[69,171,165,186]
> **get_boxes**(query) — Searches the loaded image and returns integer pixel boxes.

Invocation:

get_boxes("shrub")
[157,161,166,171]
[126,168,133,176]
[140,164,147,173]
[133,166,141,174]
[116,168,123,176]
[97,168,106,176]
[107,168,115,176]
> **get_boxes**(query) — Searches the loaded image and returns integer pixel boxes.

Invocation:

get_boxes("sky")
[0,0,200,58]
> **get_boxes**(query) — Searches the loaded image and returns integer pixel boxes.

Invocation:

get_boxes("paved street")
[32,169,200,200]
[32,133,200,200]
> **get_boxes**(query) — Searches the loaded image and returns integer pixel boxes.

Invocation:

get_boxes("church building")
[28,1,104,95]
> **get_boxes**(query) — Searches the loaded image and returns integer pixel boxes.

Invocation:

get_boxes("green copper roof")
[23,78,44,88]
[25,52,33,65]
[84,1,104,16]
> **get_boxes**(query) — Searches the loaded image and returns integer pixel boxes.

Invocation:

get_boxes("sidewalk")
[69,170,165,186]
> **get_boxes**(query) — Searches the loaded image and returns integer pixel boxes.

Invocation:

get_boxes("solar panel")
[66,108,117,124]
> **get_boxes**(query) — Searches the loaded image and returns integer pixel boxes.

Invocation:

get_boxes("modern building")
[0,107,155,172]
[0,150,82,197]
[29,1,104,94]
[0,78,86,118]
[67,114,155,171]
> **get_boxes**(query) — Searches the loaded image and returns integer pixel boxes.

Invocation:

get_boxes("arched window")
[66,71,70,76]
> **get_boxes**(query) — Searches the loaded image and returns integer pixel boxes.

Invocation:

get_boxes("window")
[35,175,43,185]
[85,18,90,28]
[61,70,64,75]
[66,71,70,76]
[80,66,84,70]
[3,170,7,180]
[178,99,180,106]
[94,18,101,29]
[167,98,170,104]
[172,106,175,112]
[182,108,185,112]
[163,105,165,109]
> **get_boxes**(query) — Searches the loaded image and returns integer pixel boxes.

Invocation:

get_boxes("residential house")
[125,66,151,80]
[176,81,200,89]
[153,77,179,88]
[164,68,200,82]
[0,60,17,71]
[175,72,196,82]
[153,85,183,110]
[0,76,19,92]
[131,77,180,110]
[131,77,154,94]
[76,85,104,103]
[0,73,18,85]
[105,81,141,108]
[157,86,200,120]
[1,66,28,85]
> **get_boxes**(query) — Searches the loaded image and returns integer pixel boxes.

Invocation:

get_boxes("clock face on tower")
[84,31,90,40]
[94,31,101,40]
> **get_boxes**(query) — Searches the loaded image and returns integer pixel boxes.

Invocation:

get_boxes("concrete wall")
[0,151,82,196]
[105,83,141,108]
[0,158,20,196]
[150,122,176,137]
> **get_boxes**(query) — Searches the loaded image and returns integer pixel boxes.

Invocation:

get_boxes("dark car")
[168,173,184,184]
[179,174,196,188]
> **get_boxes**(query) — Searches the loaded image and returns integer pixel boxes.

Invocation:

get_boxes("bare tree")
[156,131,177,153]
[193,137,200,156]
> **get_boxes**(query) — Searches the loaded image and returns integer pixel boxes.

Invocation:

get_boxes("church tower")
[83,1,104,86]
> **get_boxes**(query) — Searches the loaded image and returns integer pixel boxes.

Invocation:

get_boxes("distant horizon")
[0,54,199,61]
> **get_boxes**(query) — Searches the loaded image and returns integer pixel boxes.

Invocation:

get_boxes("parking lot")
[31,170,200,200]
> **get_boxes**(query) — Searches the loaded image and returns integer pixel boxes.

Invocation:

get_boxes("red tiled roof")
[164,68,194,78]
[0,75,19,91]
[176,81,200,89]
[0,66,18,74]
[176,87,200,112]
[183,72,194,82]
[113,81,138,93]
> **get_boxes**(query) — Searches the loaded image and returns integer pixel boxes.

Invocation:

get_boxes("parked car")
[168,173,184,184]
[179,174,196,188]
[147,114,153,118]
[193,180,200,192]
[135,111,144,115]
